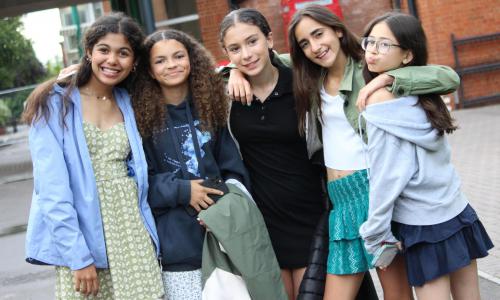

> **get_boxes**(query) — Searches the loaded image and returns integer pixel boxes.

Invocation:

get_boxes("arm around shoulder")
[387,65,460,97]
[366,87,396,107]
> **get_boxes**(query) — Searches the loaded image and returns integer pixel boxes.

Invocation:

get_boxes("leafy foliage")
[0,101,12,127]
[0,17,46,90]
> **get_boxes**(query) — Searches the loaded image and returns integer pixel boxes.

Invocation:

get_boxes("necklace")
[80,88,113,101]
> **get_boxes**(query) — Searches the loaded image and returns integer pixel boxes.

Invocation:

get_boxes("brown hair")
[288,5,363,135]
[23,12,145,124]
[131,29,228,137]
[362,12,457,135]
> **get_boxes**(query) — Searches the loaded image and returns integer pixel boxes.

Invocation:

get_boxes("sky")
[21,8,63,65]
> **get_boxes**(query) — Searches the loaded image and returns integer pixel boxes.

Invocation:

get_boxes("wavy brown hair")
[362,12,457,135]
[23,12,145,124]
[132,29,228,137]
[288,5,363,135]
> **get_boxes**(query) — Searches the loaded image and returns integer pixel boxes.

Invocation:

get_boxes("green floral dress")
[55,122,164,299]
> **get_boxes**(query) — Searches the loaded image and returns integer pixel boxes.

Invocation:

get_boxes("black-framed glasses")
[361,37,401,54]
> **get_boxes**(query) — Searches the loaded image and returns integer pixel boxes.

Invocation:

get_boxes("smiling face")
[294,16,345,69]
[364,21,413,73]
[149,39,191,89]
[87,33,135,87]
[222,22,273,78]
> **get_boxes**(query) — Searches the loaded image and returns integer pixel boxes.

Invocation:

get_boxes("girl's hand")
[378,242,403,271]
[189,180,223,212]
[74,264,99,297]
[227,68,253,105]
[356,74,394,111]
[57,63,80,80]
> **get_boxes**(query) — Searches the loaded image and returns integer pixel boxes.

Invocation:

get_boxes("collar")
[269,59,293,98]
[338,56,357,93]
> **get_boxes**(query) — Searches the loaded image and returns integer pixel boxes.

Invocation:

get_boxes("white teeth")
[102,67,119,74]
[317,49,328,59]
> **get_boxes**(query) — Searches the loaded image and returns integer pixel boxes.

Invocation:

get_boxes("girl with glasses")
[358,12,493,300]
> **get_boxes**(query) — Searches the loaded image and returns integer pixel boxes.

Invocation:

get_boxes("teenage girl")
[357,12,493,300]
[218,9,328,299]
[23,13,164,299]
[130,29,249,300]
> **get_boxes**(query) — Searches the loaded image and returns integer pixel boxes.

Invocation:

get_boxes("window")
[158,0,202,41]
[61,8,73,26]
[165,0,197,16]
[77,5,89,24]
[67,35,79,51]
[93,2,103,19]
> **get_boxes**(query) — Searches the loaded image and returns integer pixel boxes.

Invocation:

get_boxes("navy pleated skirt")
[392,204,493,286]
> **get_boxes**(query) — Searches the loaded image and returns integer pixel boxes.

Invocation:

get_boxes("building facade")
[59,1,111,65]
[56,0,497,108]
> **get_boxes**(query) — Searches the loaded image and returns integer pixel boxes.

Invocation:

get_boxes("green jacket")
[272,53,460,157]
[199,184,288,300]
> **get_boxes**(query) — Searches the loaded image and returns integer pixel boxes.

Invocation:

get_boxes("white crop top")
[320,87,367,170]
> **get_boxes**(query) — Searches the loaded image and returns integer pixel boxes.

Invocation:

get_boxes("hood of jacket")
[361,96,442,151]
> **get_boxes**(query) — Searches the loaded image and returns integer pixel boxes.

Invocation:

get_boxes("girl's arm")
[388,65,460,96]
[224,52,292,105]
[147,166,192,211]
[30,98,93,271]
[359,90,417,254]
[358,65,460,110]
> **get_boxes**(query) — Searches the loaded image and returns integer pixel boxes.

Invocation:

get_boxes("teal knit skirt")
[327,169,373,275]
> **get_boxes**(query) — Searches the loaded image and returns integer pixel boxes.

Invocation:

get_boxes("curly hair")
[132,29,229,137]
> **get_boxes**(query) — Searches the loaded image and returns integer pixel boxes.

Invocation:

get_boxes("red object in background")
[217,59,230,67]
[281,0,343,47]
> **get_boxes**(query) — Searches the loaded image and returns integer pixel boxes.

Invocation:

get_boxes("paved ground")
[0,105,499,298]
[447,104,500,282]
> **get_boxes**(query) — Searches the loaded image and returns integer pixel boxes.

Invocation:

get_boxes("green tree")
[0,101,12,127]
[0,17,45,90]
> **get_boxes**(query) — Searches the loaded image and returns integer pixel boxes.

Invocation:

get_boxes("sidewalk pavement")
[0,104,499,287]
[447,104,500,282]
[0,125,31,185]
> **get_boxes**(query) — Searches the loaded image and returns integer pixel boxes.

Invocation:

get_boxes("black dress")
[229,64,325,269]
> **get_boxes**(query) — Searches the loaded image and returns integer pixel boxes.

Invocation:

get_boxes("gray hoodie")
[359,96,468,254]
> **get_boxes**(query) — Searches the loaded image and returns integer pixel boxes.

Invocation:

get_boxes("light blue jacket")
[359,96,468,254]
[25,84,159,270]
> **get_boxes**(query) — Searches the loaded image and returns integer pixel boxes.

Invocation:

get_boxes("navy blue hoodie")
[143,98,250,271]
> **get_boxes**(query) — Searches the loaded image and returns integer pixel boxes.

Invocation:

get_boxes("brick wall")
[196,0,230,63]
[198,0,392,62]
[239,0,288,54]
[339,0,392,37]
[195,0,499,107]
[400,0,499,107]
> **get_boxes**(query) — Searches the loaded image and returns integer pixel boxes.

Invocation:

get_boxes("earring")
[86,56,91,63]
[132,65,137,72]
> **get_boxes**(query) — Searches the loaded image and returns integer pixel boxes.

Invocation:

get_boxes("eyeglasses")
[361,37,401,54]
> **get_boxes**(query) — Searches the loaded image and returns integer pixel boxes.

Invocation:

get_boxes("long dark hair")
[132,29,228,137]
[23,12,145,124]
[288,5,363,135]
[362,12,457,135]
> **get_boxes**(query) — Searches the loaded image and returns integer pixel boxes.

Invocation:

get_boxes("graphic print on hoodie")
[159,120,211,178]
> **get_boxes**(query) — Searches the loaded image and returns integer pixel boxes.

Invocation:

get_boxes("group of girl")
[24,4,492,300]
